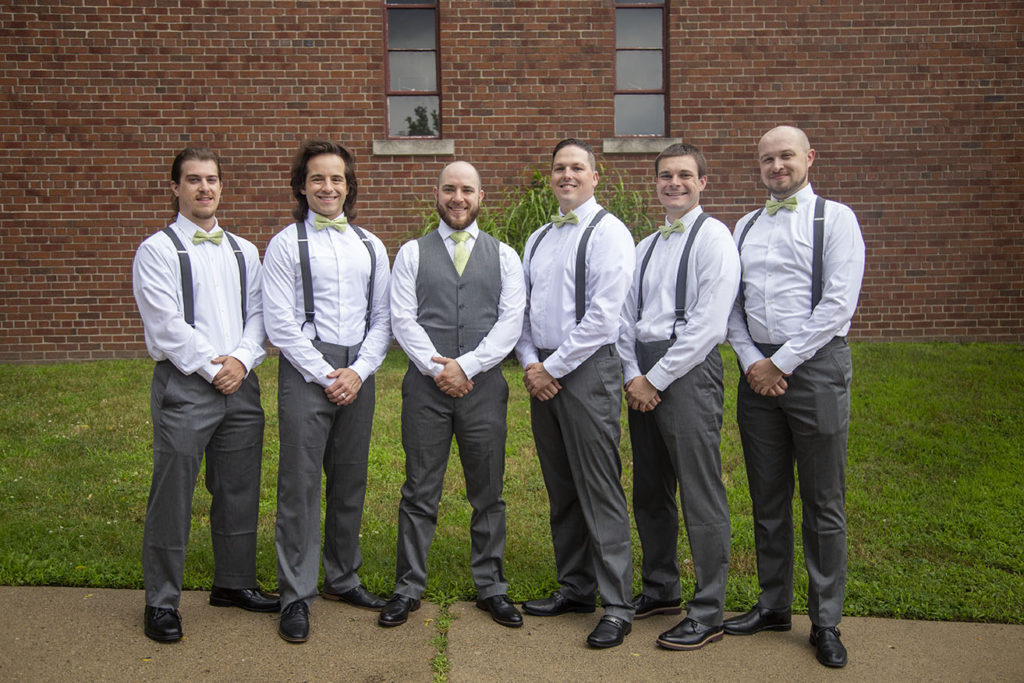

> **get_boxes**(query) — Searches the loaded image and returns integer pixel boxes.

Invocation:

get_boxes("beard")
[437,201,479,230]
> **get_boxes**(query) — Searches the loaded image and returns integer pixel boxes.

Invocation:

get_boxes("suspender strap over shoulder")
[161,226,195,327]
[527,208,608,326]
[296,221,377,341]
[161,226,247,328]
[637,213,708,336]
[736,196,826,313]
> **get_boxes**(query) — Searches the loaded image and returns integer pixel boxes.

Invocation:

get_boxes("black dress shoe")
[586,615,632,648]
[278,601,310,643]
[723,605,792,635]
[377,594,421,627]
[321,585,386,611]
[656,617,724,651]
[522,591,596,617]
[631,593,683,619]
[144,606,182,643]
[209,585,281,613]
[810,625,847,668]
[476,595,523,628]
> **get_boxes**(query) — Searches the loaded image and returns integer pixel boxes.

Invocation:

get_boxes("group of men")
[132,126,864,669]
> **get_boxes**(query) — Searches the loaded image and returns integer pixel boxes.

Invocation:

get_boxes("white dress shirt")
[132,214,266,381]
[515,197,636,378]
[727,184,865,375]
[390,220,526,378]
[617,206,741,390]
[262,212,391,387]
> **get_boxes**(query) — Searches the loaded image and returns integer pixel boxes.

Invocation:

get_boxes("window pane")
[616,50,662,90]
[389,95,440,136]
[389,51,437,91]
[616,8,662,48]
[388,9,435,50]
[615,94,664,136]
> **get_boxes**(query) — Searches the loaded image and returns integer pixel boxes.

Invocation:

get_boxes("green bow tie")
[314,214,348,232]
[550,211,579,228]
[658,219,686,240]
[192,228,224,245]
[451,230,471,276]
[765,196,799,216]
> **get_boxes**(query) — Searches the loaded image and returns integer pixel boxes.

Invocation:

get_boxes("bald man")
[383,161,526,629]
[725,126,865,668]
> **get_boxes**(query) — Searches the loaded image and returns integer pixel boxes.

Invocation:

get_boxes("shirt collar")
[558,196,599,225]
[665,204,704,229]
[771,183,815,205]
[439,220,479,241]
[173,212,219,236]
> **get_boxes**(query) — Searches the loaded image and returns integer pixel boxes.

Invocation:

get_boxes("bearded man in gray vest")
[725,126,865,668]
[381,161,526,629]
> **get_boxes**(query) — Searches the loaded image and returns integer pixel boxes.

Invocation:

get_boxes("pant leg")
[143,363,222,609]
[393,367,455,599]
[653,351,730,626]
[737,375,796,612]
[628,406,681,602]
[321,375,375,594]
[204,370,265,590]
[275,359,336,608]
[784,340,851,627]
[547,347,633,621]
[452,367,509,599]
[531,389,596,603]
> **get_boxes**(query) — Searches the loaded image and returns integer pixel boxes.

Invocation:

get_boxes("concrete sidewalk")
[1,586,1021,681]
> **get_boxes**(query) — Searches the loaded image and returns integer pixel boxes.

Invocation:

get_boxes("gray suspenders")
[636,213,709,339]
[736,196,827,314]
[161,226,247,327]
[528,208,609,325]
[295,221,377,340]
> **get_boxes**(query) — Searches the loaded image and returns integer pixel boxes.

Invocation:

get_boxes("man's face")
[302,153,348,218]
[758,129,814,199]
[172,159,221,228]
[435,163,484,230]
[551,145,598,212]
[656,155,706,221]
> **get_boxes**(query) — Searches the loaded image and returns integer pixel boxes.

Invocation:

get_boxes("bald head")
[759,125,811,154]
[434,161,484,230]
[437,161,482,192]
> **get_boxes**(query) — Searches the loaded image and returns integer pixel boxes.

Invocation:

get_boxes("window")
[615,1,666,136]
[385,0,440,138]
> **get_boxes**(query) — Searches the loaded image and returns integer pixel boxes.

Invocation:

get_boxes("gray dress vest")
[415,229,501,359]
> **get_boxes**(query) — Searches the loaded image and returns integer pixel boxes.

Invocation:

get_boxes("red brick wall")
[1,0,1021,362]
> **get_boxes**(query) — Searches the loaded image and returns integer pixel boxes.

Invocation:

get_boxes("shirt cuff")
[645,364,673,392]
[771,345,801,375]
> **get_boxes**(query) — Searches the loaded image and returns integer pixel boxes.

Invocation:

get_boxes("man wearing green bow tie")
[724,126,865,668]
[616,143,740,652]
[262,141,392,642]
[516,139,636,649]
[133,147,278,643]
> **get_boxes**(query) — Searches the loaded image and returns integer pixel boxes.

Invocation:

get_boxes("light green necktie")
[451,230,471,276]
[550,211,579,228]
[658,219,686,240]
[192,228,224,245]
[765,196,799,216]
[314,214,348,232]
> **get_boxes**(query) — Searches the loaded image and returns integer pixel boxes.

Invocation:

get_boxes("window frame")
[383,0,442,139]
[613,0,669,138]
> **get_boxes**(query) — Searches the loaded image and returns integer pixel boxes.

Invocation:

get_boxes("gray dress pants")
[275,342,374,609]
[531,345,634,622]
[737,336,851,627]
[143,361,265,609]
[629,344,730,626]
[393,364,509,600]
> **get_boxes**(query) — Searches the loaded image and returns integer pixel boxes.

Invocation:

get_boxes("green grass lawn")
[0,343,1021,623]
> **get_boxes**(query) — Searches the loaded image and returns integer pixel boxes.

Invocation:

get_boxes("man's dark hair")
[552,138,597,170]
[290,140,359,222]
[170,147,221,213]
[654,143,708,178]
